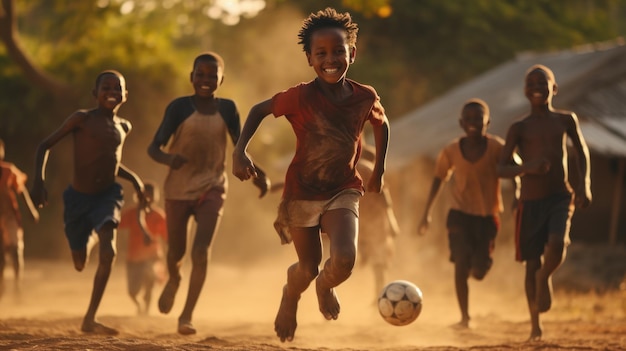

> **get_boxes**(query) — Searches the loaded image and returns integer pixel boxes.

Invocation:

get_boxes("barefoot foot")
[158,276,180,314]
[316,278,340,320]
[81,321,119,335]
[535,271,552,313]
[528,327,542,341]
[178,320,197,335]
[274,285,299,342]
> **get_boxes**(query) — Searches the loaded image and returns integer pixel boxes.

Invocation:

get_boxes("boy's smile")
[191,60,223,98]
[307,27,355,85]
[95,74,127,111]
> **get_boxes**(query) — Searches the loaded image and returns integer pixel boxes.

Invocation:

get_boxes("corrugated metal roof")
[389,40,626,169]
[580,118,626,157]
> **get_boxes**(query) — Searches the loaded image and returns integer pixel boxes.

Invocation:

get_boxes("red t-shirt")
[119,206,167,262]
[272,79,386,201]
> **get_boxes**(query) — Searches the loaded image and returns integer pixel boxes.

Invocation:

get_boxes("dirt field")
[1,241,626,350]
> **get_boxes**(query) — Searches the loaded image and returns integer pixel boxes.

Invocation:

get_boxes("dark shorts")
[447,209,499,275]
[63,183,124,251]
[515,192,574,262]
[165,186,225,248]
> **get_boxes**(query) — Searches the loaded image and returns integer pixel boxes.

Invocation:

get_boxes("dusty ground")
[1,242,626,351]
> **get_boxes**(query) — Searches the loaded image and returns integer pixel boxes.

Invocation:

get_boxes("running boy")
[148,52,270,335]
[232,8,390,342]
[0,139,39,298]
[497,64,592,340]
[418,99,504,328]
[31,70,146,335]
[118,181,167,315]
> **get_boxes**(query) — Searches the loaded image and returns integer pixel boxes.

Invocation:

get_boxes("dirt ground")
[1,242,626,351]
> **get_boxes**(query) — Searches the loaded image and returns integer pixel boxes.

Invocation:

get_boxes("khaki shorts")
[274,188,362,244]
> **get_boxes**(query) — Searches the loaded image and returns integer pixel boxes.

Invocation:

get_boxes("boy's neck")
[315,78,351,101]
[94,106,116,118]
[530,102,553,116]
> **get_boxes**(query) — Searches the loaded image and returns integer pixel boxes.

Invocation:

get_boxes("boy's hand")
[168,154,188,170]
[253,174,271,198]
[574,186,592,209]
[232,150,256,181]
[366,176,383,193]
[30,182,48,209]
[417,215,431,236]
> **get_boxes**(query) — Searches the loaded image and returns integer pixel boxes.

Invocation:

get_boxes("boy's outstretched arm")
[31,111,85,208]
[418,177,443,236]
[117,164,152,243]
[20,187,39,223]
[565,113,592,208]
[366,116,389,193]
[232,99,272,182]
[117,163,145,199]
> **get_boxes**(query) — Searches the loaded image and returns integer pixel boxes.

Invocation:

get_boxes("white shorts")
[274,188,362,244]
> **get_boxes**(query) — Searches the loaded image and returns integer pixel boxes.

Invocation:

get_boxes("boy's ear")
[92,88,97,98]
[306,52,313,66]
[219,75,225,86]
[552,82,558,96]
[349,46,357,64]
[189,71,194,82]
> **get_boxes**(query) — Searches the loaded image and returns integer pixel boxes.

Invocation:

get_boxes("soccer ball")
[378,280,423,326]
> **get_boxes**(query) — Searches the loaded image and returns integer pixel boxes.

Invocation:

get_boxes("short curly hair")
[462,98,490,117]
[193,51,225,71]
[297,7,359,53]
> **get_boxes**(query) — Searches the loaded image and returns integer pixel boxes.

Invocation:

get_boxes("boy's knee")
[331,255,356,275]
[190,247,209,265]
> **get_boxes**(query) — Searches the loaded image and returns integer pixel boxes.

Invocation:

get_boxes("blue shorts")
[63,183,124,251]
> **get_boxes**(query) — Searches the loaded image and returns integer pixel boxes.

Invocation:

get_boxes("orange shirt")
[119,206,167,262]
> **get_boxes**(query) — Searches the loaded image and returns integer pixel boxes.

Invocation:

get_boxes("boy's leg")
[126,262,142,314]
[177,210,221,335]
[535,236,565,313]
[142,261,155,315]
[81,223,118,335]
[159,200,191,314]
[453,257,471,328]
[316,208,358,321]
[8,244,23,294]
[535,193,573,313]
[275,226,322,342]
[0,251,4,299]
[525,258,542,340]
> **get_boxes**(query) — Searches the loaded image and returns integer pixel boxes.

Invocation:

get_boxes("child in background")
[418,99,505,329]
[233,8,390,342]
[0,139,39,298]
[148,52,270,335]
[31,70,147,335]
[497,64,591,340]
[357,141,399,300]
[118,181,167,315]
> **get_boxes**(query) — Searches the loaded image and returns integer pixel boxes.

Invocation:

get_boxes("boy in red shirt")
[233,8,390,342]
[119,181,167,315]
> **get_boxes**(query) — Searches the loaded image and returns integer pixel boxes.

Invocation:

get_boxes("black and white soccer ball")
[377,280,423,326]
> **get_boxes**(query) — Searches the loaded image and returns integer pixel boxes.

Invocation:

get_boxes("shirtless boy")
[498,64,592,340]
[31,70,146,335]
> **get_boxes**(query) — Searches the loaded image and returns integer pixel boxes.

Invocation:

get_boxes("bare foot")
[178,320,197,335]
[274,285,299,342]
[450,319,470,329]
[528,327,542,341]
[535,271,552,313]
[81,321,119,335]
[315,278,340,320]
[158,276,180,314]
